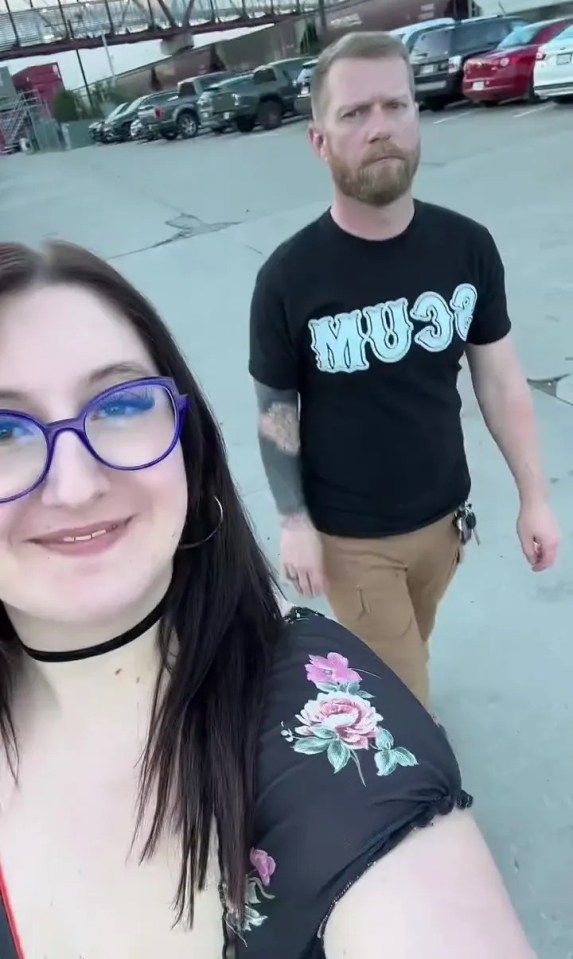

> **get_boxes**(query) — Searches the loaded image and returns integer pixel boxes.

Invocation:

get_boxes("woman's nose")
[40,430,111,509]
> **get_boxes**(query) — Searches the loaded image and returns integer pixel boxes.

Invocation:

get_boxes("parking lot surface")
[1,100,572,957]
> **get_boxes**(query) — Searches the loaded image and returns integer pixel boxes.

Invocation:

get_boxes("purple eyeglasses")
[0,376,188,504]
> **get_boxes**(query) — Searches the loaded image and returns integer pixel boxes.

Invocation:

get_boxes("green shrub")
[52,89,82,122]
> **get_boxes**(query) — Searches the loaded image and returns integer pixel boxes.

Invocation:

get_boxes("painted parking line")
[512,102,555,119]
[429,101,557,124]
[432,111,472,124]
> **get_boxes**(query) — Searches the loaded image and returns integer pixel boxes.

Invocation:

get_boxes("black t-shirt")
[249,201,511,537]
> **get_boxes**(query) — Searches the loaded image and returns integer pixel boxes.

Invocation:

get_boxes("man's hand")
[517,499,560,572]
[280,514,325,598]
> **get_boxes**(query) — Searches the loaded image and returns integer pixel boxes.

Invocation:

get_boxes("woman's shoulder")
[271,604,377,684]
[237,608,472,956]
[263,608,466,789]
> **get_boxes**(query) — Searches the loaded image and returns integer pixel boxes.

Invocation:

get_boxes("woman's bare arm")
[324,809,535,959]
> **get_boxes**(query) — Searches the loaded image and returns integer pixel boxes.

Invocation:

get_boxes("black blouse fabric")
[228,608,473,957]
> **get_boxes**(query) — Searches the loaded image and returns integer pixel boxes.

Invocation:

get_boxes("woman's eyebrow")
[0,361,153,406]
[86,361,153,387]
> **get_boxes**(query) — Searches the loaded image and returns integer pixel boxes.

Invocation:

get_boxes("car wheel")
[257,99,283,130]
[177,112,199,138]
[236,116,255,133]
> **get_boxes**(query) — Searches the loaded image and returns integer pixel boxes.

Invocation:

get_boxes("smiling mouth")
[32,519,131,548]
[60,525,121,544]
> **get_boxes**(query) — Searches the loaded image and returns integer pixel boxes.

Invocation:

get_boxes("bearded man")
[248,31,559,712]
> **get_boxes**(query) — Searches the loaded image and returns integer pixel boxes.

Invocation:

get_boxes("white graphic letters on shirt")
[309,284,478,374]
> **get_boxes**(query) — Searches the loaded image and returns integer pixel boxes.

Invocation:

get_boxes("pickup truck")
[294,58,318,116]
[219,57,310,132]
[197,73,254,133]
[138,70,233,140]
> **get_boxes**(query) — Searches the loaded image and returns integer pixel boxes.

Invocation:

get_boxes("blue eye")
[92,390,156,420]
[0,417,38,444]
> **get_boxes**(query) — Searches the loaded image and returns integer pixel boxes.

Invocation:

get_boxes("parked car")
[222,57,309,133]
[103,91,180,143]
[89,118,105,143]
[138,71,233,140]
[390,17,455,52]
[197,74,254,133]
[134,88,178,140]
[294,58,318,116]
[93,102,128,143]
[411,15,528,111]
[533,22,573,102]
[102,96,150,143]
[463,17,573,105]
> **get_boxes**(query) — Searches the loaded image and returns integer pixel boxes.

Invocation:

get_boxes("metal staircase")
[0,92,51,154]
[0,92,29,154]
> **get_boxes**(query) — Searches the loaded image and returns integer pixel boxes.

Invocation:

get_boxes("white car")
[533,23,573,101]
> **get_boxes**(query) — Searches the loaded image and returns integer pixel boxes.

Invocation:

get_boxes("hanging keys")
[453,503,480,546]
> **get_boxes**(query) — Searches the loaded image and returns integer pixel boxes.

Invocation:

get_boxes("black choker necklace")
[18,595,167,664]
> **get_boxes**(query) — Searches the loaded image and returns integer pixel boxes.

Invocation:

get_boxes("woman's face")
[0,283,188,627]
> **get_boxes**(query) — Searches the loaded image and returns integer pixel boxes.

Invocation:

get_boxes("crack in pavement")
[108,212,240,260]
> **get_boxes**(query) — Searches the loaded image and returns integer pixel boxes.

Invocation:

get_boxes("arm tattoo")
[254,381,307,520]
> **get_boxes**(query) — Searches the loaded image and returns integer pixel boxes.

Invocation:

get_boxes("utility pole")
[101,30,116,80]
[75,48,95,113]
[317,0,327,46]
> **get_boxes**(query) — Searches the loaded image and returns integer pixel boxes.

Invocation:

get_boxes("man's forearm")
[254,381,309,525]
[475,380,548,505]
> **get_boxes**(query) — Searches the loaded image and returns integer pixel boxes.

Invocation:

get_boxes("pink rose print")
[281,650,418,786]
[305,652,361,688]
[250,848,276,887]
[296,692,382,749]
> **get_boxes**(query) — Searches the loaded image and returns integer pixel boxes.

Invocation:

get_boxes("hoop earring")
[178,496,224,550]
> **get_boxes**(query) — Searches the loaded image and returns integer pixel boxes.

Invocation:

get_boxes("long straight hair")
[0,241,284,928]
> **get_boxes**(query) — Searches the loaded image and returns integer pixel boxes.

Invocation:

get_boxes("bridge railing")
[0,0,333,52]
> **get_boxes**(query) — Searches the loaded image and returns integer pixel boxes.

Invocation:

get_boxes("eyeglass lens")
[0,382,178,501]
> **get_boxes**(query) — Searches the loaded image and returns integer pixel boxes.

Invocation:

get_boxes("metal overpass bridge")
[0,0,336,60]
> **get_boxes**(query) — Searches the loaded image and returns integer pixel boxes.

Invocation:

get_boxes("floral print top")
[224,608,473,958]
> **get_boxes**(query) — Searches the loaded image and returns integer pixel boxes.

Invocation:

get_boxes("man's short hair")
[310,31,414,119]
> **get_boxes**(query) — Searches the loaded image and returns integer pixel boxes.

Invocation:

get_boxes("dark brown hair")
[0,241,283,930]
[311,30,414,118]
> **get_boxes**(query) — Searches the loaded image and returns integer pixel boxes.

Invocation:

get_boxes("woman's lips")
[31,519,132,556]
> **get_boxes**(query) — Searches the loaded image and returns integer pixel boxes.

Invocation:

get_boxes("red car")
[463,16,573,104]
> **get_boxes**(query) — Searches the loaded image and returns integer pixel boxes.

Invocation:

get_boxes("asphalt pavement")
[1,99,572,958]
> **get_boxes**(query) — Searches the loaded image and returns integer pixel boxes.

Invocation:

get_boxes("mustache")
[362,145,408,164]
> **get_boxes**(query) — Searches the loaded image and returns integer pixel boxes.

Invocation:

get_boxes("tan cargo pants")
[320,514,462,710]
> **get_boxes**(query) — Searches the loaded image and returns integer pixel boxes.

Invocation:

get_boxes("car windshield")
[217,75,252,89]
[411,28,452,58]
[178,81,196,97]
[107,103,128,119]
[201,74,229,91]
[496,23,542,49]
